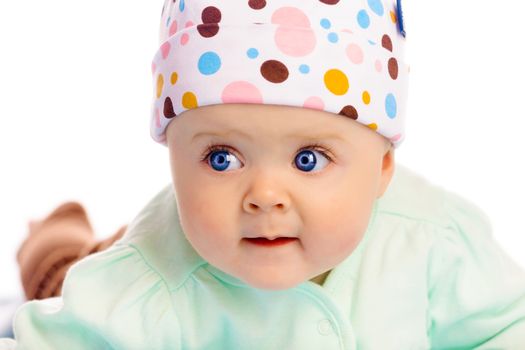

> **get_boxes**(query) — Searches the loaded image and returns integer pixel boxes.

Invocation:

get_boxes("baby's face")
[166,103,394,290]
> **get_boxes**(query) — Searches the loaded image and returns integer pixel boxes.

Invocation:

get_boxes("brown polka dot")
[260,60,289,84]
[388,57,398,80]
[319,0,340,4]
[202,6,221,24]
[339,105,358,120]
[164,97,177,119]
[248,0,266,10]
[197,23,219,38]
[382,34,393,52]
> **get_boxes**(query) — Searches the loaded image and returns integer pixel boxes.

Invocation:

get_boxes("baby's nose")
[242,180,291,214]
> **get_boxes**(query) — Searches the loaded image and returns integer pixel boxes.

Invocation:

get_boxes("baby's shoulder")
[10,244,181,348]
[59,243,177,334]
[63,243,169,306]
[371,165,498,286]
[378,164,492,233]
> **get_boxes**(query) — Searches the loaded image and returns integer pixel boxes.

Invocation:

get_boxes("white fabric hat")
[151,0,409,148]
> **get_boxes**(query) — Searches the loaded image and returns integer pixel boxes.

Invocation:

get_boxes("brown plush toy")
[16,201,127,300]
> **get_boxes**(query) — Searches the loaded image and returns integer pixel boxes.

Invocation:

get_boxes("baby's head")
[151,0,408,289]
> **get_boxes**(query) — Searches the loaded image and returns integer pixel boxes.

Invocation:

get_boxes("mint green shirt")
[2,164,525,349]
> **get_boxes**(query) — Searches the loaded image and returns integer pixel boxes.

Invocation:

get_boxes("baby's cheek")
[336,228,364,255]
[176,196,214,238]
[179,209,227,262]
[309,204,370,255]
[182,205,221,238]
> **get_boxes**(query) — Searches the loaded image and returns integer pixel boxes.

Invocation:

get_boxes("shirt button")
[317,319,334,336]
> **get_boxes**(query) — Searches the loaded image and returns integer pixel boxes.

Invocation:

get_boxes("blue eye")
[294,149,330,172]
[206,148,242,172]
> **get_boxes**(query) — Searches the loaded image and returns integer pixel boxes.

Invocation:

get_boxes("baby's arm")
[427,192,525,348]
[7,298,116,350]
[1,244,181,350]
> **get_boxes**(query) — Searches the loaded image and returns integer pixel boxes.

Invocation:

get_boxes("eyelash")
[200,142,334,165]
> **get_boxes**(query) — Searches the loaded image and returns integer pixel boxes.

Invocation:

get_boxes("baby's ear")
[377,147,395,199]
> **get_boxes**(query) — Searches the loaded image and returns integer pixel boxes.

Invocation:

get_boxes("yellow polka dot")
[390,11,397,24]
[324,69,349,96]
[171,72,178,85]
[182,92,198,109]
[156,74,164,99]
[362,91,371,105]
[367,123,378,131]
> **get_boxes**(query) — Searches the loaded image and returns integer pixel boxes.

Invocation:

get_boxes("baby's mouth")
[244,237,298,247]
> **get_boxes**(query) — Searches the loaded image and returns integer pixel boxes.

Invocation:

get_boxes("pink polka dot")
[303,96,325,110]
[169,21,178,37]
[181,33,190,45]
[160,42,171,59]
[271,7,311,27]
[375,59,383,72]
[342,28,353,34]
[346,44,364,64]
[185,21,194,28]
[222,81,263,104]
[151,62,157,75]
[274,27,316,57]
[272,7,316,57]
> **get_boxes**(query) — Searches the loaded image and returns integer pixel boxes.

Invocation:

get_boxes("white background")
[1,0,524,299]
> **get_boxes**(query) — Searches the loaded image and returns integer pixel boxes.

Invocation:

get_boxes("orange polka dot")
[362,91,371,105]
[182,92,198,109]
[171,72,178,85]
[324,69,349,96]
[156,74,164,99]
[390,11,397,23]
[367,123,378,131]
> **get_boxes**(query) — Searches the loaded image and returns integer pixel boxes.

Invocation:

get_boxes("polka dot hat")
[151,0,409,148]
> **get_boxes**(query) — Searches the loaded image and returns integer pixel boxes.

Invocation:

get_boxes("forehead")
[167,104,391,153]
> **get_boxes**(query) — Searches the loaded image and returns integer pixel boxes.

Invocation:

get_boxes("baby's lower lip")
[244,237,298,247]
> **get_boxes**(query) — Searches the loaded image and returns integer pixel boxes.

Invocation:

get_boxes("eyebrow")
[191,129,347,143]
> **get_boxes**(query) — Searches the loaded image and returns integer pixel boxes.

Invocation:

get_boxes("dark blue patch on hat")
[396,0,406,38]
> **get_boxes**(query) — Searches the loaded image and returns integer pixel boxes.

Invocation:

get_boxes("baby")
[2,0,525,349]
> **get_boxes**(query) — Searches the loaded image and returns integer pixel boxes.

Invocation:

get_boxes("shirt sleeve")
[427,191,525,348]
[0,244,181,350]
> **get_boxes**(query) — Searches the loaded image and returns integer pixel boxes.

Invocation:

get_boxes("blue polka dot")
[367,0,384,16]
[247,48,259,59]
[368,40,376,45]
[328,32,339,43]
[179,0,185,11]
[166,17,171,27]
[357,10,370,29]
[320,18,331,29]
[198,51,221,75]
[299,64,310,74]
[385,93,397,118]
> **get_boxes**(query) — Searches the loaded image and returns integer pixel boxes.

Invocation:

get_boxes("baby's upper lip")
[244,232,297,240]
[253,236,292,240]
